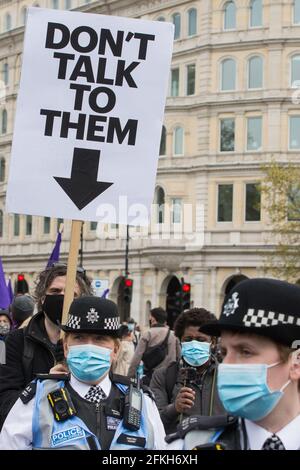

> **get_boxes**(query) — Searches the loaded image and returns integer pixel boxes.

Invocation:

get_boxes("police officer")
[166,278,300,450]
[0,296,166,450]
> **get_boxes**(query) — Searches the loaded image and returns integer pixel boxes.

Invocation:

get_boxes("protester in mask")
[0,310,12,365]
[150,308,224,434]
[0,264,93,429]
[0,296,166,450]
[167,279,300,450]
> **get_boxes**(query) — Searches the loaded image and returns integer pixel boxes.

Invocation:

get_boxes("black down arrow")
[54,148,113,210]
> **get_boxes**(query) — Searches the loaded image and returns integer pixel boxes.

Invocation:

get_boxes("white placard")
[6,8,173,226]
[92,279,109,297]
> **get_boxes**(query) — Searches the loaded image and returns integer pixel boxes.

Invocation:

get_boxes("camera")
[47,388,76,422]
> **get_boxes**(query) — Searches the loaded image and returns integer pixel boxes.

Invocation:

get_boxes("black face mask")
[42,295,64,325]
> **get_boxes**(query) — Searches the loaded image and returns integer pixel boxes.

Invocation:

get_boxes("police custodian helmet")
[60,296,120,337]
[201,278,300,347]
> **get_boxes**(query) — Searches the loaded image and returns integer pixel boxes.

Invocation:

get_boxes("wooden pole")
[61,220,82,326]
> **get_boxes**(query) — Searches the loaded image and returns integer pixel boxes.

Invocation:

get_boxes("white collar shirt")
[245,414,300,450]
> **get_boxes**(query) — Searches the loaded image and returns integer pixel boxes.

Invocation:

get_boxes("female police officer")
[0,296,166,450]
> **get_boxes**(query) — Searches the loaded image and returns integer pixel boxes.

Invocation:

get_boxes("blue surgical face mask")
[217,362,291,421]
[181,340,211,367]
[127,323,134,332]
[66,344,112,383]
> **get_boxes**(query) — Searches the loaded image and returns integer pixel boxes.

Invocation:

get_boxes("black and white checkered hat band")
[104,317,119,330]
[243,308,300,328]
[66,315,81,329]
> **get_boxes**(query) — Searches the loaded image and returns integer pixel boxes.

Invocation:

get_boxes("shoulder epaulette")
[165,414,237,444]
[20,381,37,404]
[111,373,137,386]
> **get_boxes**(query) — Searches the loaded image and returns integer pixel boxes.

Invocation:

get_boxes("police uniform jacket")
[0,372,166,450]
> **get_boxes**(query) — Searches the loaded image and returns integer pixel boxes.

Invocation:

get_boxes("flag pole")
[61,220,81,326]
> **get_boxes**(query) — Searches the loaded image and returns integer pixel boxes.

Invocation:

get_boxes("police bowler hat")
[201,278,300,347]
[61,296,120,337]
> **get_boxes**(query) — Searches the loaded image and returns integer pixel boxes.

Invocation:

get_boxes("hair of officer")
[150,307,167,324]
[174,308,217,339]
[34,264,94,311]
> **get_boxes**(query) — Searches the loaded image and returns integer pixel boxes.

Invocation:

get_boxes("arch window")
[0,158,5,182]
[250,0,262,27]
[2,110,7,134]
[221,58,236,91]
[224,1,236,30]
[248,56,263,89]
[188,8,197,36]
[154,186,165,224]
[172,13,181,39]
[173,127,184,156]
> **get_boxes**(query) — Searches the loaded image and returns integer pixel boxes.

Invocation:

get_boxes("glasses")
[48,263,86,278]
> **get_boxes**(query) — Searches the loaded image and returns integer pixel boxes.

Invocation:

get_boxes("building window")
[21,7,27,25]
[294,0,300,24]
[65,0,72,8]
[0,210,3,237]
[57,218,63,232]
[1,110,7,134]
[248,56,263,89]
[220,118,235,152]
[44,216,51,234]
[287,184,300,221]
[250,0,262,27]
[247,117,262,151]
[5,13,12,32]
[154,186,165,224]
[218,184,233,222]
[0,158,5,182]
[291,55,300,87]
[159,126,166,156]
[26,215,32,236]
[245,183,261,221]
[186,64,195,95]
[188,8,197,36]
[14,214,20,236]
[156,16,165,22]
[224,1,236,30]
[2,63,9,86]
[52,0,59,8]
[90,221,97,230]
[172,198,182,223]
[173,127,184,155]
[171,68,179,97]
[289,116,300,149]
[172,13,181,40]
[221,58,236,91]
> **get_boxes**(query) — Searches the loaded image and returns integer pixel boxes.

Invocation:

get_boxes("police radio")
[47,387,76,422]
[123,383,142,431]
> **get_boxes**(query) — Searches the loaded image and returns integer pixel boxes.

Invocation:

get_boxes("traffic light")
[15,274,29,294]
[181,282,191,311]
[123,278,133,304]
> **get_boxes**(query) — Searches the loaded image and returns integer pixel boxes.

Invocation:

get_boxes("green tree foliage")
[261,160,300,282]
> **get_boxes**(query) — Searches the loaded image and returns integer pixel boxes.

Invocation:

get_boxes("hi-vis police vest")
[30,376,155,450]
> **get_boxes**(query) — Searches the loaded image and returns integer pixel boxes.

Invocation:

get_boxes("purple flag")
[7,279,13,303]
[101,289,109,299]
[46,232,62,268]
[0,257,10,309]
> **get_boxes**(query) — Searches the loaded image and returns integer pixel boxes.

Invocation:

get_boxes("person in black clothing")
[150,308,224,434]
[0,264,93,429]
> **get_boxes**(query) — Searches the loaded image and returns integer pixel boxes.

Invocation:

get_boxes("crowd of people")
[0,263,299,450]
